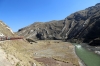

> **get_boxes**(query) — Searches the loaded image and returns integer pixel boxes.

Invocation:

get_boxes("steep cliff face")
[0,21,15,36]
[17,3,100,45]
[66,3,100,45]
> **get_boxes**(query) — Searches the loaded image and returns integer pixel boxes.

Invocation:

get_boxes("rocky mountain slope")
[0,21,81,66]
[17,3,100,46]
[17,20,65,40]
[0,21,41,66]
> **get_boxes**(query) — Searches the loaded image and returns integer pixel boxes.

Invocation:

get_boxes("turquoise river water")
[74,44,100,66]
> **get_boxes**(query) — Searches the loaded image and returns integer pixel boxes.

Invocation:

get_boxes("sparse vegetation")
[16,62,21,66]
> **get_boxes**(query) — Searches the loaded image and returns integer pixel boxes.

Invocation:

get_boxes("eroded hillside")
[17,3,100,46]
[0,21,81,66]
[0,21,41,66]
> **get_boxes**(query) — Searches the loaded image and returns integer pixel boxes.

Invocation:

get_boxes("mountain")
[67,3,100,43]
[17,3,100,46]
[1,3,100,66]
[0,21,41,66]
[17,20,65,40]
[0,21,81,66]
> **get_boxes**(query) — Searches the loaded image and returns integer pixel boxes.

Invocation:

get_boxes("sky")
[0,0,100,32]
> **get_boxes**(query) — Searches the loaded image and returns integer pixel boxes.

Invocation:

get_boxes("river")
[74,44,100,66]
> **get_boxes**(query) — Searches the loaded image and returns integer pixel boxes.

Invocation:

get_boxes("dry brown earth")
[31,40,80,66]
[0,39,80,66]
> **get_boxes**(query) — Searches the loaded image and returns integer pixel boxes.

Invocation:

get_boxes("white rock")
[33,63,36,66]
[0,22,5,26]
[6,27,14,34]
[95,51,100,54]
[0,33,5,36]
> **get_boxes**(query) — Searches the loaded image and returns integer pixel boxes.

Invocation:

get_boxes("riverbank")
[81,43,100,55]
[32,40,80,66]
[72,44,86,66]
[75,43,100,66]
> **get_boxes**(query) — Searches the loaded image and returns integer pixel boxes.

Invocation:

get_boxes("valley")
[0,2,100,66]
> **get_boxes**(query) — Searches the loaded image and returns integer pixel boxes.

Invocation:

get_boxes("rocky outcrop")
[17,3,100,45]
[65,3,100,41]
[89,38,100,46]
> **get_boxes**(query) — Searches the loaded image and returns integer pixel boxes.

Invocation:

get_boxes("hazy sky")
[0,0,100,32]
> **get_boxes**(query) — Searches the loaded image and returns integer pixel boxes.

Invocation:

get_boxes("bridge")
[0,36,23,41]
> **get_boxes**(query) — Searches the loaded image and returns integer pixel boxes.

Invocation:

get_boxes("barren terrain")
[31,40,80,66]
[0,40,80,66]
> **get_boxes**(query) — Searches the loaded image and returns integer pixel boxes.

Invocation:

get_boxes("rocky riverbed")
[81,43,100,55]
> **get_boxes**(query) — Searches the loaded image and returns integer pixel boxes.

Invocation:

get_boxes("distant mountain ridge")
[17,3,100,45]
